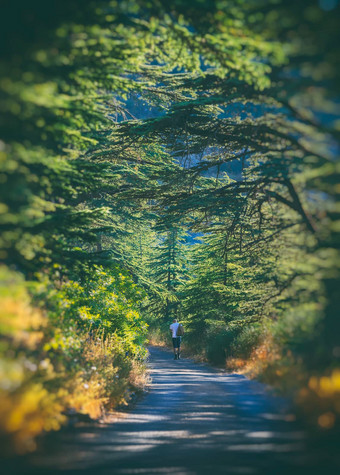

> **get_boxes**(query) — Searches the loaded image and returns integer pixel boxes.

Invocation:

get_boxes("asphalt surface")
[8,346,339,475]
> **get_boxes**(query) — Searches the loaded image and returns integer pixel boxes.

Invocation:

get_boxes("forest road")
[11,346,339,475]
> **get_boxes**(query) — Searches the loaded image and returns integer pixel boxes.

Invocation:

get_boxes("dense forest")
[0,0,339,453]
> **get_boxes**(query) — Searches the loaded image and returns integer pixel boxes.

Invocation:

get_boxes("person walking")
[169,318,182,360]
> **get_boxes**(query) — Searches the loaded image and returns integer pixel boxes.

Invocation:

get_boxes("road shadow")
[4,347,340,475]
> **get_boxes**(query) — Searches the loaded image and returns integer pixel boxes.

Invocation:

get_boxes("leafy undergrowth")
[225,331,340,435]
[238,345,340,434]
[0,265,148,455]
[147,323,169,348]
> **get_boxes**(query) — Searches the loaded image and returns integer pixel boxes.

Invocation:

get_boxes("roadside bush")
[231,325,262,360]
[146,318,169,347]
[0,266,66,454]
[206,326,241,365]
[182,317,209,355]
[0,265,148,455]
[271,304,323,370]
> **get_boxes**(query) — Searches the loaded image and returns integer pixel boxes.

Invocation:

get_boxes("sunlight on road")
[18,347,335,475]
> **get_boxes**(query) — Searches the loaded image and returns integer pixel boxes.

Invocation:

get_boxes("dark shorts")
[172,337,181,349]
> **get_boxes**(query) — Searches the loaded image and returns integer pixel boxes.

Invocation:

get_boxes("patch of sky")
[210,160,243,181]
[217,102,285,120]
[311,104,340,134]
[319,0,338,11]
[306,189,330,206]
[186,232,204,245]
[115,93,165,121]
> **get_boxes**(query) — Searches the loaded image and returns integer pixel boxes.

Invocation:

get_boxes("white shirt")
[170,322,180,337]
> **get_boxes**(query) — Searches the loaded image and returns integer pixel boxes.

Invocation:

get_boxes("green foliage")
[199,324,262,365]
[46,265,146,339]
[231,325,263,360]
[0,265,147,454]
[0,0,339,444]
[205,327,241,365]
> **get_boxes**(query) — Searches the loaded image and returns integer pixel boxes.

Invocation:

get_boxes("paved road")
[10,347,338,474]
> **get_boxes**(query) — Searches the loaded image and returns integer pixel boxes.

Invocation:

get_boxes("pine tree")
[147,227,189,321]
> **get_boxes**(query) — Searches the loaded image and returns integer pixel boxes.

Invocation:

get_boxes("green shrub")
[206,327,241,365]
[231,325,262,359]
[147,322,169,346]
[0,265,148,454]
[271,304,323,369]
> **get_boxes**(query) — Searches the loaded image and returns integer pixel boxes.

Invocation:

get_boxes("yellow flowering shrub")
[297,370,340,430]
[0,265,148,454]
[0,266,66,453]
